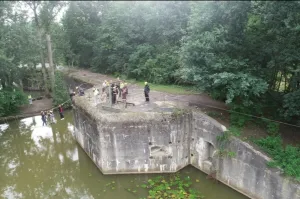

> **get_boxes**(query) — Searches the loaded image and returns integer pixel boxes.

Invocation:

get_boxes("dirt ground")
[20,98,53,115]
[67,68,300,147]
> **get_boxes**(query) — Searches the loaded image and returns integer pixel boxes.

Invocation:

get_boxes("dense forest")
[1,1,300,124]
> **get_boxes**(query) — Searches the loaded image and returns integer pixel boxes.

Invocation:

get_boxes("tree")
[179,2,268,108]
[25,1,65,96]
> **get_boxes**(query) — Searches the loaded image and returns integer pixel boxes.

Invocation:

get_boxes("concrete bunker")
[72,92,300,199]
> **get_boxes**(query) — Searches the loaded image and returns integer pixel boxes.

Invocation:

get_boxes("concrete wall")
[190,112,300,199]
[73,106,191,174]
[72,104,300,199]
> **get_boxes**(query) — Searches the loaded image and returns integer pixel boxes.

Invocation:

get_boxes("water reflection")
[0,111,248,199]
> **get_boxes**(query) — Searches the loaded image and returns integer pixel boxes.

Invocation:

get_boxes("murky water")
[0,111,248,199]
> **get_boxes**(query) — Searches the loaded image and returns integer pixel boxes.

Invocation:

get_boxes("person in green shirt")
[28,95,32,105]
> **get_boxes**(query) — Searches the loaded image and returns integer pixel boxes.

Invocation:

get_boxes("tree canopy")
[1,1,300,123]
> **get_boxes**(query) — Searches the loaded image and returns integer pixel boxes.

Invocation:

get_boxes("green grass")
[126,79,201,95]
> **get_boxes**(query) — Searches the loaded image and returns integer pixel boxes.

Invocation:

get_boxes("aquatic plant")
[139,174,205,199]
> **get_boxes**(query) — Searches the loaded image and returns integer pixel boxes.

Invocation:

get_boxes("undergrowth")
[254,136,300,181]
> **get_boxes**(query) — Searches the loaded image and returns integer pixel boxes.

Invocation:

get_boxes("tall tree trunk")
[31,2,50,97]
[46,34,55,93]
[37,30,50,97]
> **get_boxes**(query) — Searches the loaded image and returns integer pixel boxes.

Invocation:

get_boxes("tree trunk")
[46,34,55,93]
[277,72,283,92]
[19,79,23,91]
[1,78,5,89]
[31,2,50,97]
[37,30,50,97]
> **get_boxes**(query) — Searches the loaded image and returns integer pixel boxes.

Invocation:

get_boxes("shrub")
[0,88,27,117]
[53,71,72,108]
[266,121,279,136]
[254,136,300,181]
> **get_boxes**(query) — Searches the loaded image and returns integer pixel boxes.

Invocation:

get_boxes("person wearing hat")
[144,82,150,102]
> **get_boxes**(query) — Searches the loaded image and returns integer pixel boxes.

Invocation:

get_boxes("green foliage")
[53,71,71,108]
[0,88,27,117]
[282,90,300,121]
[140,174,204,199]
[265,121,280,136]
[254,136,300,181]
[216,126,241,158]
[64,1,190,84]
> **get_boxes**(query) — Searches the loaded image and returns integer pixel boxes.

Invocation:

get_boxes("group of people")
[40,104,65,126]
[100,78,129,106]
[70,77,150,108]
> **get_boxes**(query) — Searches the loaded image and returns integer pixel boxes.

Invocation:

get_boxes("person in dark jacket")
[41,111,47,126]
[144,82,150,102]
[58,104,64,120]
[112,84,117,104]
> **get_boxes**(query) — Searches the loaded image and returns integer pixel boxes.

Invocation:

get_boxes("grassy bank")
[125,79,201,95]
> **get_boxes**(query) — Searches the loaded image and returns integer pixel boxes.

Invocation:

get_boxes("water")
[0,111,248,199]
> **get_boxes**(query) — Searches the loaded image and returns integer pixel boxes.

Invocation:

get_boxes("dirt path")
[20,98,53,115]
[67,69,227,110]
[67,68,300,147]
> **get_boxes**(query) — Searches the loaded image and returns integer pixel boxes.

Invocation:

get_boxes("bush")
[0,88,27,117]
[53,71,72,108]
[254,136,300,181]
[266,121,279,136]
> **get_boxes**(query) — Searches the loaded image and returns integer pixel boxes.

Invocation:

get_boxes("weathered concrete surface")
[190,112,300,199]
[72,87,300,199]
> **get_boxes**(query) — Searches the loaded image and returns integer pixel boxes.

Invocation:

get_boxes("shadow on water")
[0,111,248,199]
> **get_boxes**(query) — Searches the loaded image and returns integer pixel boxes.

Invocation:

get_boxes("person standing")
[41,111,47,126]
[49,110,55,124]
[112,85,117,104]
[122,84,128,108]
[28,95,32,105]
[93,86,99,105]
[58,105,64,120]
[144,82,150,102]
[102,80,107,93]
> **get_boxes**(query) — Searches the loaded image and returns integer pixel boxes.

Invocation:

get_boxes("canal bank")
[0,111,248,199]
